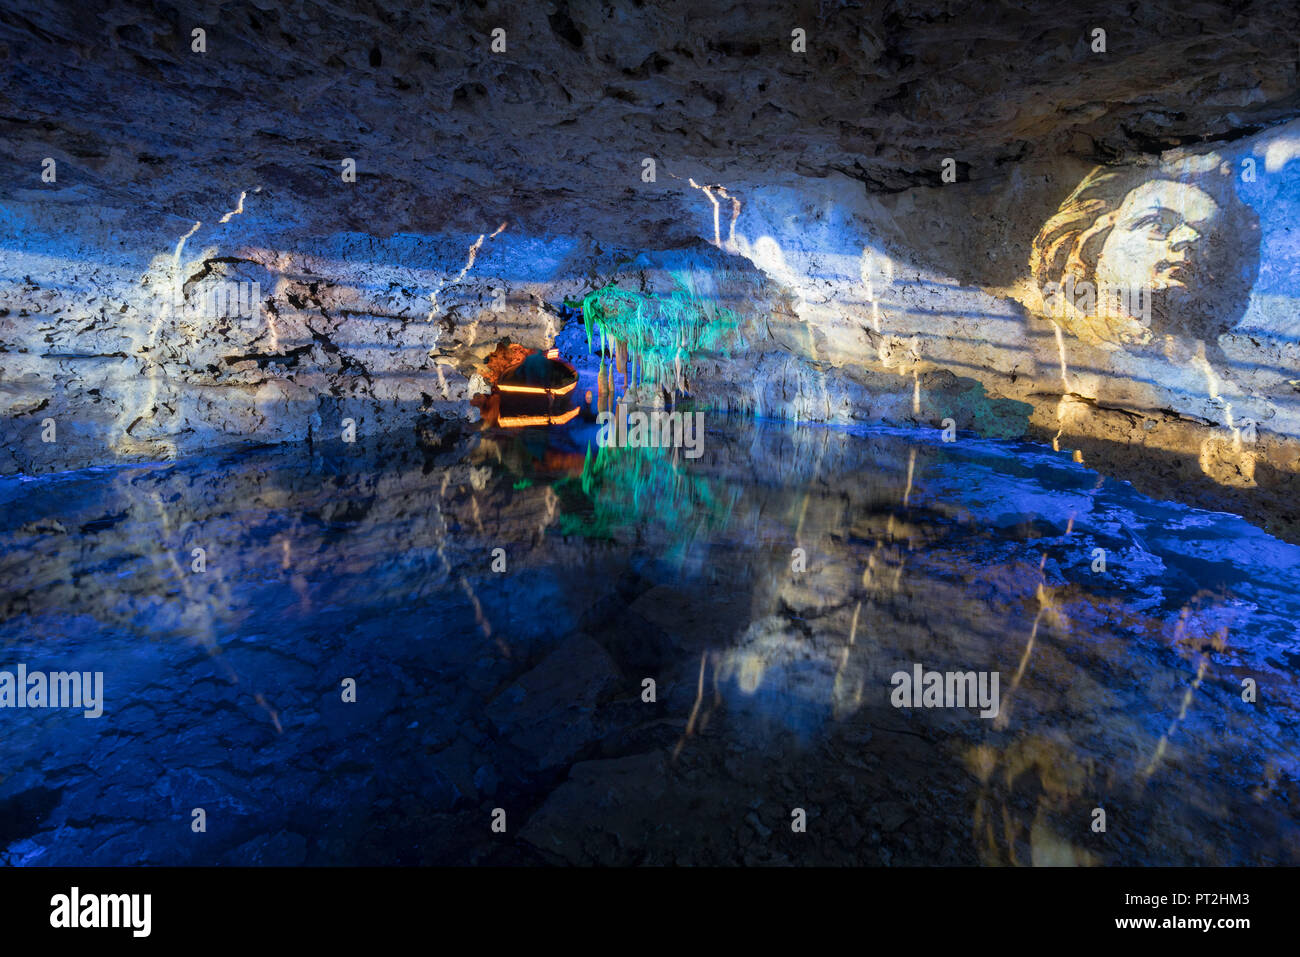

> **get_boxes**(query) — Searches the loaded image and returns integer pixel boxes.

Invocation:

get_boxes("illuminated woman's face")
[1094,180,1223,297]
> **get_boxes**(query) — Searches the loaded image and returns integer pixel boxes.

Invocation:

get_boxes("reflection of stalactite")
[121,480,284,734]
[672,650,709,761]
[968,735,1100,866]
[993,554,1069,732]
[1141,659,1208,780]
[470,493,483,535]
[276,533,312,613]
[902,448,916,509]
[432,477,510,658]
[539,485,558,539]
[831,600,864,719]
[861,542,906,598]
[1141,596,1227,781]
[459,574,505,656]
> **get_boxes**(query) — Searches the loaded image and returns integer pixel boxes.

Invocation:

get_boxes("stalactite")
[579,275,744,396]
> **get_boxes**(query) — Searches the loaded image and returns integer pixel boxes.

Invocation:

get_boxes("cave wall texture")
[2,0,1299,525]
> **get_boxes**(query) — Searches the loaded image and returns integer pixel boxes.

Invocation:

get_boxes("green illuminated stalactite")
[579,274,743,394]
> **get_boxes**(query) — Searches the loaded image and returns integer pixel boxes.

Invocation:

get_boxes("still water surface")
[1,416,1296,864]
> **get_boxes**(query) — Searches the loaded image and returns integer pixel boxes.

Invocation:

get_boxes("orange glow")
[497,379,577,397]
[496,406,581,428]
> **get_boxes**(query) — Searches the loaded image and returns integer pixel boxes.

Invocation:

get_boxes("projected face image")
[1031,165,1259,353]
[1094,180,1223,299]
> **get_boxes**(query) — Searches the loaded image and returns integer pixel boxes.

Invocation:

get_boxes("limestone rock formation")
[2,0,1299,523]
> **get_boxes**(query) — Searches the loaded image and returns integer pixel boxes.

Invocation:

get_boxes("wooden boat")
[494,348,580,427]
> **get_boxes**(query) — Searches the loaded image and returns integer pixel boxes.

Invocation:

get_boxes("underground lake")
[1,403,1296,866]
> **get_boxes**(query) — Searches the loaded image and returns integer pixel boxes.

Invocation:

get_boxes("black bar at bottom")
[0,866,1281,944]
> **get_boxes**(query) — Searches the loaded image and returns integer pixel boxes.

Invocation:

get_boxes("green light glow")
[554,442,738,562]
[579,270,745,388]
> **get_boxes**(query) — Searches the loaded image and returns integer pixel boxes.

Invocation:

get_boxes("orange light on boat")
[497,405,581,428]
[497,380,577,397]
[497,384,548,394]
[546,348,559,359]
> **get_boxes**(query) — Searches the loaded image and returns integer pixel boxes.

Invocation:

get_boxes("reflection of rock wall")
[4,415,1296,864]
[507,419,1300,865]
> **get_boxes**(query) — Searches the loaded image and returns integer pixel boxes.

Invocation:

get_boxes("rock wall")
[670,126,1300,531]
[0,192,624,469]
[2,0,1299,527]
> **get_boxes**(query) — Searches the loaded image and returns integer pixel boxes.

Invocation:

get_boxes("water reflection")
[0,418,1296,865]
